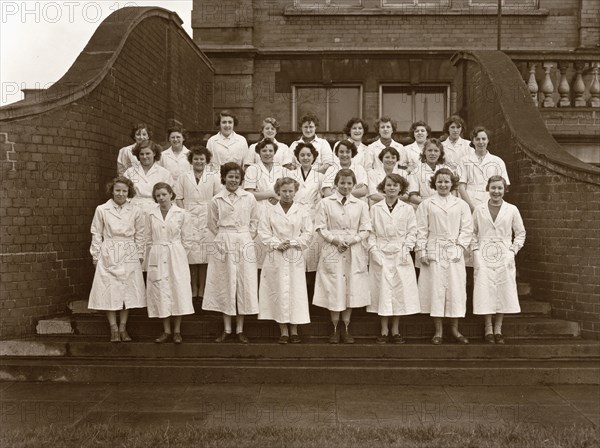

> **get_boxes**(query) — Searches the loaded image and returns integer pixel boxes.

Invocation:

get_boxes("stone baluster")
[541,62,555,107]
[572,62,586,107]
[589,62,600,108]
[557,62,571,107]
[527,62,538,106]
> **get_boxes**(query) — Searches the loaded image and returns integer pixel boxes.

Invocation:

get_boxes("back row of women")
[89,111,525,346]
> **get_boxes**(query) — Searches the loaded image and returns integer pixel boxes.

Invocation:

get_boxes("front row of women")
[89,164,525,346]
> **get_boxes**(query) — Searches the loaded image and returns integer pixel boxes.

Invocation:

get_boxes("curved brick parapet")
[0,7,213,338]
[452,50,600,339]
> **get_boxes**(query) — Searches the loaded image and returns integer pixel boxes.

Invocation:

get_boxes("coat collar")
[478,200,509,226]
[104,199,131,219]
[430,192,459,211]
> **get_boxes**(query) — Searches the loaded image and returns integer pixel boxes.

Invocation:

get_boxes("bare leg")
[118,309,129,332]
[380,316,389,336]
[391,316,400,336]
[494,314,504,335]
[341,308,352,329]
[106,311,117,331]
[330,311,340,329]
[279,323,289,337]
[290,324,298,336]
[223,314,233,333]
[162,317,171,334]
[236,315,245,334]
[449,318,465,338]
[484,314,493,336]
[173,316,183,334]
[433,317,443,338]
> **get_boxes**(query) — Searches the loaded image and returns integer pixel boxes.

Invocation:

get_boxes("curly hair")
[419,138,446,165]
[132,140,162,162]
[429,168,460,191]
[106,176,136,199]
[376,173,409,195]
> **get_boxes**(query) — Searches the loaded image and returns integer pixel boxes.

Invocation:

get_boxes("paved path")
[1,382,598,430]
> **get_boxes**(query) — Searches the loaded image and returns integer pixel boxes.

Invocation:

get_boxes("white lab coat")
[334,140,372,170]
[408,161,450,201]
[367,166,409,199]
[286,167,325,272]
[289,136,335,171]
[174,169,222,264]
[202,188,259,316]
[403,141,423,174]
[158,146,191,181]
[258,202,313,324]
[367,139,407,172]
[117,143,139,176]
[145,205,194,318]
[250,139,294,167]
[416,193,473,317]
[313,192,372,311]
[88,200,146,311]
[442,137,472,174]
[459,151,510,207]
[367,200,420,316]
[207,131,252,168]
[472,201,526,315]
[321,161,369,193]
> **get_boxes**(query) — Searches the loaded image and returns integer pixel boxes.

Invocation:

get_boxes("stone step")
[1,357,598,385]
[3,337,599,361]
[68,314,580,340]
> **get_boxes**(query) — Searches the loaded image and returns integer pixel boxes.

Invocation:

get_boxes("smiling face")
[134,128,149,145]
[192,154,207,172]
[262,123,277,139]
[383,178,400,199]
[448,123,462,141]
[259,144,276,164]
[379,121,393,139]
[112,182,129,206]
[473,131,489,152]
[336,175,355,197]
[138,147,155,167]
[488,180,505,202]
[154,188,172,208]
[337,144,353,166]
[414,126,428,144]
[424,143,441,164]
[301,121,316,139]
[350,122,364,142]
[298,147,315,169]
[169,131,183,150]
[224,170,241,193]
[220,116,235,137]
[435,173,452,197]
[382,151,398,169]
[279,183,296,205]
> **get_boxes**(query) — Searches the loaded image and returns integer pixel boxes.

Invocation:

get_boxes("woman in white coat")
[146,183,194,344]
[258,177,313,344]
[416,168,473,345]
[404,121,431,174]
[249,117,294,168]
[158,126,191,182]
[408,138,452,207]
[367,117,407,172]
[89,177,145,342]
[116,123,149,175]
[441,115,471,174]
[175,145,221,299]
[472,176,526,344]
[322,140,369,199]
[367,146,408,205]
[313,169,372,344]
[207,110,252,168]
[203,162,259,344]
[334,117,371,170]
[368,174,420,344]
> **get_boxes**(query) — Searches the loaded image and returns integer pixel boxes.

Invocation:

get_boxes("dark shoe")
[278,335,289,344]
[110,331,120,343]
[119,330,132,342]
[391,334,406,344]
[155,332,171,343]
[290,334,302,344]
[215,331,232,343]
[431,336,443,345]
[341,326,355,344]
[453,334,470,344]
[173,333,183,344]
[484,333,495,344]
[494,333,505,345]
[376,334,388,344]
[237,332,249,344]
[329,327,340,344]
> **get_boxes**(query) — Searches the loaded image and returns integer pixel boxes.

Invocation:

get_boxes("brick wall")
[453,50,600,339]
[0,7,214,338]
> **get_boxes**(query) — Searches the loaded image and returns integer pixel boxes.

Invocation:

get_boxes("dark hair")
[167,126,187,142]
[429,168,460,191]
[255,138,279,154]
[375,117,397,133]
[376,173,409,195]
[215,110,239,127]
[342,117,369,137]
[442,115,467,136]
[132,140,162,162]
[274,177,300,194]
[469,126,491,149]
[152,182,176,202]
[129,123,151,141]
[409,121,431,140]
[486,175,509,192]
[294,142,318,160]
[334,168,356,186]
[106,176,136,199]
[260,117,280,136]
[378,146,400,162]
[335,140,358,158]
[299,113,319,128]
[220,162,245,185]
[187,145,212,164]
[419,138,446,164]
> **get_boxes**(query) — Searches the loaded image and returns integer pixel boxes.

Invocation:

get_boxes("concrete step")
[3,337,599,361]
[1,357,598,385]
[67,314,580,340]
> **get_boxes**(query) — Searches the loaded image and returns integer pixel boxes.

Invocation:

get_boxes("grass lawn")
[1,423,598,448]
